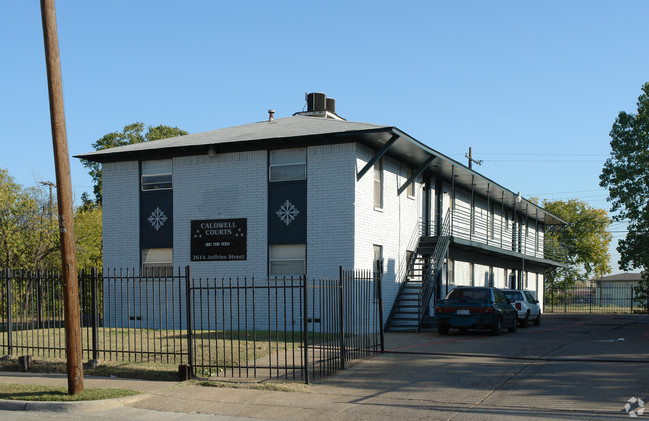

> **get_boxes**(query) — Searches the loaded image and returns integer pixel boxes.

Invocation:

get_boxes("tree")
[81,122,187,204]
[633,279,649,313]
[543,199,612,289]
[73,205,102,269]
[1,168,104,270]
[600,83,649,280]
[0,169,59,269]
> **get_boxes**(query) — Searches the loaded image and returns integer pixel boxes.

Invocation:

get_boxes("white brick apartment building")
[77,93,566,331]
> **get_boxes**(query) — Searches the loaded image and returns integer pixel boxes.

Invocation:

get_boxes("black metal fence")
[544,284,648,314]
[187,267,383,382]
[0,266,384,383]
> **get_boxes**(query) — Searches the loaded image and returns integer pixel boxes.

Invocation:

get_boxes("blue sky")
[1,1,648,274]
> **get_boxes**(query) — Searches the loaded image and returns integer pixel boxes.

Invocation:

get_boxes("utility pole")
[40,181,56,222]
[40,0,84,395]
[465,147,483,170]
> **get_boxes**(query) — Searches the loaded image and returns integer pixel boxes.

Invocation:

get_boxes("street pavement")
[1,313,648,420]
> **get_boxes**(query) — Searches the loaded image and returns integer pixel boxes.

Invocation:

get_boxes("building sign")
[191,219,247,261]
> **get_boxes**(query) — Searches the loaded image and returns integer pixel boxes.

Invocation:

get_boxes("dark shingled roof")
[75,116,391,160]
[75,114,567,226]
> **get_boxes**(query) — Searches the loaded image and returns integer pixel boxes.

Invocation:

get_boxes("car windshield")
[446,288,490,301]
[504,291,523,301]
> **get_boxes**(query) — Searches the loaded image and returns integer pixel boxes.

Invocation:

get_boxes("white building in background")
[77,93,566,331]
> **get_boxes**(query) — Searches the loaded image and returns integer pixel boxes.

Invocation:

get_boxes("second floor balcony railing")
[441,205,567,264]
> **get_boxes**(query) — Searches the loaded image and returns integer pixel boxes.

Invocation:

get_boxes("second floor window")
[269,148,306,181]
[374,159,383,209]
[141,159,172,190]
[406,168,415,198]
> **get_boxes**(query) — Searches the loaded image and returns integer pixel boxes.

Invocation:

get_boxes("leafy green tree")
[600,82,649,279]
[0,169,59,269]
[81,122,187,204]
[633,279,649,313]
[73,205,102,269]
[543,199,612,289]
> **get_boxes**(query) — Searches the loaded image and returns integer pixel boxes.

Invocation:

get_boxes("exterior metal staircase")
[385,210,452,332]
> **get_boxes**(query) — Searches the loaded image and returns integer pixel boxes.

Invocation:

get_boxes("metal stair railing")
[417,208,452,331]
[384,220,423,330]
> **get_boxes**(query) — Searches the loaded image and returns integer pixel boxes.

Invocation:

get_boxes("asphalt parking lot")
[2,313,648,420]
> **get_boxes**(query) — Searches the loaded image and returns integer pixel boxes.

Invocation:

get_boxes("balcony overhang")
[426,236,568,269]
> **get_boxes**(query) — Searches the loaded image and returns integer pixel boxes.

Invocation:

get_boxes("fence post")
[376,260,385,353]
[184,266,193,376]
[338,266,345,370]
[302,275,310,385]
[91,268,99,360]
[36,270,43,329]
[564,282,568,313]
[6,269,12,356]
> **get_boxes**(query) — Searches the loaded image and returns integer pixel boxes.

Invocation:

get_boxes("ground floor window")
[373,244,383,272]
[141,248,173,276]
[269,244,305,276]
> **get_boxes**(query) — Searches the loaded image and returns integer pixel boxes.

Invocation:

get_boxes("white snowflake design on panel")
[148,207,168,231]
[276,200,300,226]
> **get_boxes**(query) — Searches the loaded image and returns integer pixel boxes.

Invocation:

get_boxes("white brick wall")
[307,144,356,278]
[353,144,422,322]
[102,161,140,270]
[173,151,268,279]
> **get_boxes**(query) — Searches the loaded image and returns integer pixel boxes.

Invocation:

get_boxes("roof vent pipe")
[268,109,275,121]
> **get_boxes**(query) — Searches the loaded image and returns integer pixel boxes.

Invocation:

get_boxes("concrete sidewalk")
[1,314,647,420]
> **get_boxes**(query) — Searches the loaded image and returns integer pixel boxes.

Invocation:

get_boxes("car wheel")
[508,316,517,333]
[438,323,449,335]
[491,317,502,336]
[521,312,529,328]
[533,313,541,326]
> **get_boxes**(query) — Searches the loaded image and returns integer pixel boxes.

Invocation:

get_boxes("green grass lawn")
[0,383,138,401]
[0,327,323,381]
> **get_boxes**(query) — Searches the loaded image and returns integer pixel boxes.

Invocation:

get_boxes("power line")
[479,152,608,156]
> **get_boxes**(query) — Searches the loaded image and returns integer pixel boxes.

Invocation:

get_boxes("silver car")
[502,289,541,327]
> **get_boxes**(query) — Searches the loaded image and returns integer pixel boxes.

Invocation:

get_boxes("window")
[269,244,305,276]
[373,244,383,270]
[269,148,306,181]
[141,160,172,190]
[373,159,383,209]
[141,248,173,276]
[524,291,536,303]
[406,168,415,198]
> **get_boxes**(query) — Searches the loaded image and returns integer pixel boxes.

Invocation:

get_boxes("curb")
[0,392,146,413]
